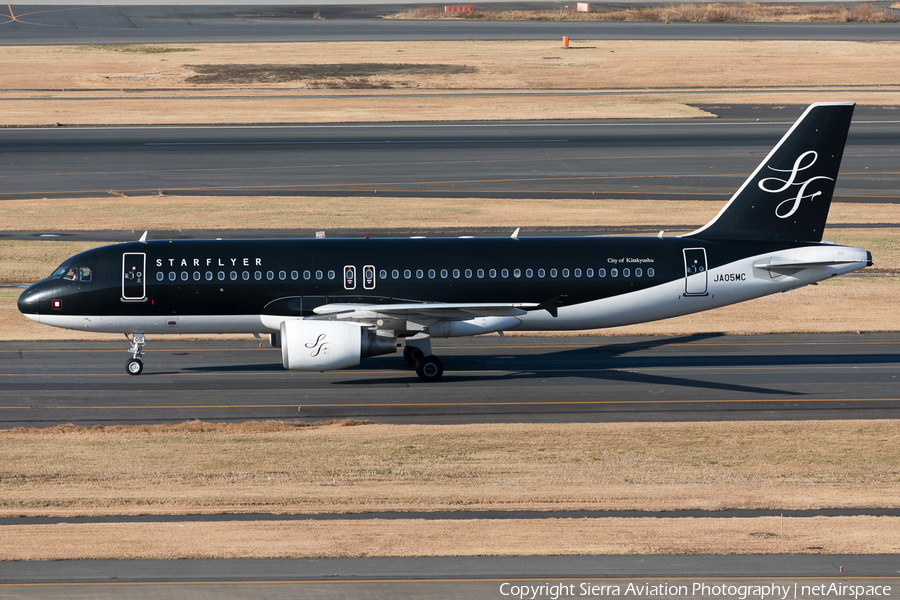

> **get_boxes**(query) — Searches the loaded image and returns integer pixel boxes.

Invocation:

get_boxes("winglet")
[511,228,520,240]
[138,231,148,244]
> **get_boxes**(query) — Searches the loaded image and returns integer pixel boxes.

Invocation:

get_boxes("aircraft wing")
[312,302,539,321]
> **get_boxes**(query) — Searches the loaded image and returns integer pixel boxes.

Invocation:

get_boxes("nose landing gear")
[126,333,146,375]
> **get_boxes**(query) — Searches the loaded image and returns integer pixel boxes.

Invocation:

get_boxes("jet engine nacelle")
[281,319,396,371]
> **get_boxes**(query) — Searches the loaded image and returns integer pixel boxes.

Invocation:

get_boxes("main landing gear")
[126,333,146,376]
[403,337,443,383]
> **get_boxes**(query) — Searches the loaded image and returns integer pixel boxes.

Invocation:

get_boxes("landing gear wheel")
[403,345,425,367]
[415,355,443,382]
[126,358,144,376]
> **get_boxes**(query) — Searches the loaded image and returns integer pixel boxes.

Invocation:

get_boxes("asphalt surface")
[1,556,898,599]
[3,6,900,45]
[2,114,898,202]
[2,333,898,428]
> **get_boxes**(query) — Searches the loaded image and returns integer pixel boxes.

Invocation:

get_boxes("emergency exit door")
[683,248,708,296]
[122,253,146,300]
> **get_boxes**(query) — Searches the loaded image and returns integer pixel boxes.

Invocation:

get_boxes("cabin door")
[122,252,146,300]
[683,248,708,296]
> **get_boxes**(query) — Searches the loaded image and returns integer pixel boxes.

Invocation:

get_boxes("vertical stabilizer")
[684,102,855,242]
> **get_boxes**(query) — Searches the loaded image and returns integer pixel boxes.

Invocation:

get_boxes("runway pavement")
[1,115,898,202]
[2,332,898,428]
[1,556,898,599]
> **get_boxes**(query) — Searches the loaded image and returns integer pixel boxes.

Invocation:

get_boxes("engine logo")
[305,333,330,357]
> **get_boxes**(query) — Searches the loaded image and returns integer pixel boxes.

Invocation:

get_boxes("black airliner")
[18,102,872,382]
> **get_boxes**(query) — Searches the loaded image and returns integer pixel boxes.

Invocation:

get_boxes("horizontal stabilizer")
[752,258,862,271]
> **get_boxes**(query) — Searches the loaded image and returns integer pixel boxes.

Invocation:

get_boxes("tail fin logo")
[758,150,834,219]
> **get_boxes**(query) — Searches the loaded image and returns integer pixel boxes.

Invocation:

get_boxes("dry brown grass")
[4,197,900,234]
[4,516,899,560]
[2,420,899,519]
[394,3,900,22]
[0,41,898,125]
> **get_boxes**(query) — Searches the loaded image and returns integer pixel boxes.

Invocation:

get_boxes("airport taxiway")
[2,333,898,428]
[1,555,899,600]
[1,115,898,202]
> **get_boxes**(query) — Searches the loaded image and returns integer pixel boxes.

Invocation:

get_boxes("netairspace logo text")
[498,582,892,600]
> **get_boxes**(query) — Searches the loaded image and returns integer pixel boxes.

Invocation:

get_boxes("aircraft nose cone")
[17,285,43,316]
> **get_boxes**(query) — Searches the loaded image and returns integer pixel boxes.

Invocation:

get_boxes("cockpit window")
[50,266,91,282]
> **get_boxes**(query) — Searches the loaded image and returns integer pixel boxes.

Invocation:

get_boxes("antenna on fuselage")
[139,231,148,244]
[511,228,520,240]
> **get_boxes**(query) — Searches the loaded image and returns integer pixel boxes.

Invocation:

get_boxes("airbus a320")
[17,102,872,382]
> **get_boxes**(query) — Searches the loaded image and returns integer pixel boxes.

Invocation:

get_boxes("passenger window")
[315,271,322,280]
[587,268,594,277]
[230,271,237,281]
[526,268,533,278]
[635,268,642,277]
[611,268,618,277]
[648,268,655,277]
[538,269,545,278]
[218,272,225,281]
[304,271,311,280]
[194,272,200,281]
[550,269,557,277]
[562,268,569,277]
[243,271,250,281]
[453,269,460,278]
[489,269,496,278]
[258,271,264,281]
[380,270,387,280]
[327,270,335,280]
[279,271,286,280]
[502,269,509,278]
[513,269,520,278]
[428,269,436,279]
[417,269,424,279]
[404,269,411,279]
[291,271,298,280]
[392,269,399,279]
[268,271,275,280]
[157,272,164,282]
[182,272,188,281]
[599,268,606,277]
[440,269,448,279]
[206,271,213,281]
[477,269,484,278]
[465,269,472,278]
[574,268,581,277]
[623,268,630,277]
[169,272,176,281]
